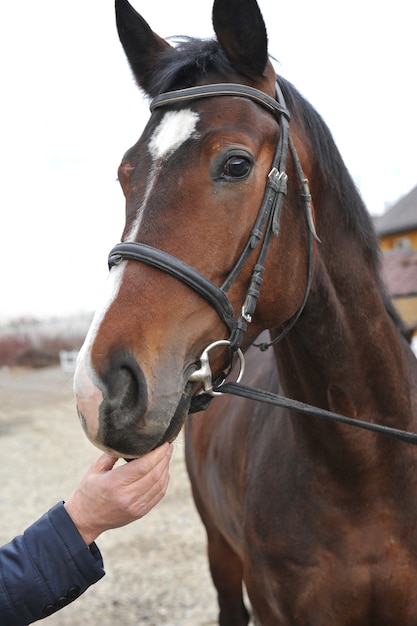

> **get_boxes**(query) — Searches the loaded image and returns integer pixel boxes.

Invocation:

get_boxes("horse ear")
[212,0,268,78]
[115,0,172,94]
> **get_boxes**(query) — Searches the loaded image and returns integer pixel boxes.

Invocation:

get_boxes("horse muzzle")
[73,349,193,457]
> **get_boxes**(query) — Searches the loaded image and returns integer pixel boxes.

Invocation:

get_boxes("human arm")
[0,502,104,626]
[0,442,173,625]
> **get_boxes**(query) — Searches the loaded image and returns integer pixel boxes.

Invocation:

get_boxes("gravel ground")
[0,366,219,625]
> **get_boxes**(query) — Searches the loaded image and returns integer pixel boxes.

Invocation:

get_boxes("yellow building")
[375,185,417,251]
[374,185,417,335]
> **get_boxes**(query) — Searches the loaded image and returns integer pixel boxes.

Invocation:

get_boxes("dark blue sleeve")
[0,502,105,625]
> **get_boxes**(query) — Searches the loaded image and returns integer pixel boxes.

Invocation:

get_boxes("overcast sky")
[1,0,415,321]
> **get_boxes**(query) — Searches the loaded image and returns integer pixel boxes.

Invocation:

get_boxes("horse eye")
[222,156,252,179]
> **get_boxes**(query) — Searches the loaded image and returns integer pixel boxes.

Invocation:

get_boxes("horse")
[73,0,417,623]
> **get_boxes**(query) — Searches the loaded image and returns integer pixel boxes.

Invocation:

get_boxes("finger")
[125,456,171,506]
[141,458,171,492]
[115,443,173,486]
[131,469,171,519]
[91,453,119,473]
[123,455,171,501]
[136,442,173,469]
[147,469,171,505]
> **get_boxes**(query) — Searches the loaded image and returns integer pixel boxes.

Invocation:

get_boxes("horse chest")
[196,429,417,624]
[243,504,417,624]
[268,554,417,625]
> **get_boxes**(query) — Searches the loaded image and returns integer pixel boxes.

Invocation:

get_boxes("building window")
[393,237,411,250]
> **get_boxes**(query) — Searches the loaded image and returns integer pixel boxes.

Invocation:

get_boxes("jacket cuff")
[1,502,105,624]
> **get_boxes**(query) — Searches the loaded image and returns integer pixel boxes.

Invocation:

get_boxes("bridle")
[107,80,417,447]
[109,81,319,357]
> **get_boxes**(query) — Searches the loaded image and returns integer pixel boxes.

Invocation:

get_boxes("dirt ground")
[0,366,219,625]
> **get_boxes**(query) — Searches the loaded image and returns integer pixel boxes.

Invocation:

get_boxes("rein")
[107,80,417,447]
[187,340,417,446]
[213,382,417,447]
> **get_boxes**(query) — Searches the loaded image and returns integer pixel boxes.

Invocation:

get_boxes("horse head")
[74,0,315,457]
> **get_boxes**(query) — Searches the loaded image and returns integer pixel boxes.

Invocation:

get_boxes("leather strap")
[108,242,235,330]
[210,381,417,446]
[150,83,291,121]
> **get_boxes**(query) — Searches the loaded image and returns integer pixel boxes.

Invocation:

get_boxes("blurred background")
[1,0,416,358]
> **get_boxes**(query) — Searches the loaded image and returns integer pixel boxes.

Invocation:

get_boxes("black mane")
[277,77,381,267]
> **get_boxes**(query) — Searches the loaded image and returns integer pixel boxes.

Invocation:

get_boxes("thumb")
[92,453,119,473]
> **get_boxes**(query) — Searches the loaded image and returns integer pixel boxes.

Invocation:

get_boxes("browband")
[150,83,290,121]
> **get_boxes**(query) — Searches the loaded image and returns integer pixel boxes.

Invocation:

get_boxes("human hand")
[64,442,173,545]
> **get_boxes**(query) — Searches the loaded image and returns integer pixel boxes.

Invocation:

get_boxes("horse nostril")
[101,351,148,427]
[117,365,139,411]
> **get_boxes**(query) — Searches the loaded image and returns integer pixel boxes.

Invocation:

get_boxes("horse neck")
[272,227,417,468]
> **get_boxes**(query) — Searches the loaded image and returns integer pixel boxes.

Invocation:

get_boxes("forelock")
[147,38,236,96]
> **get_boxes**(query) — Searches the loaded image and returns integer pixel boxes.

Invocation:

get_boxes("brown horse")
[74,0,417,623]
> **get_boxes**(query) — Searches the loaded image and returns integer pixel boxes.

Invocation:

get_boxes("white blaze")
[74,263,124,401]
[127,109,199,241]
[149,109,199,160]
[75,109,200,392]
